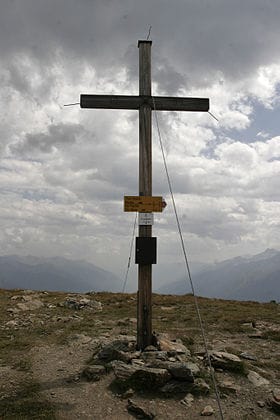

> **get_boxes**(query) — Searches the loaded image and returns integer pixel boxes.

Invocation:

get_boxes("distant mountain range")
[157,248,280,302]
[1,249,279,301]
[0,255,122,293]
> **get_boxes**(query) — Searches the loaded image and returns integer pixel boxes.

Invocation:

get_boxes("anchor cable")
[152,98,224,420]
[121,213,138,293]
[208,110,219,122]
[63,102,80,107]
[146,25,152,40]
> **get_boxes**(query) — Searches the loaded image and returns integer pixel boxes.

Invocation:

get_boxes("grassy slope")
[0,289,279,418]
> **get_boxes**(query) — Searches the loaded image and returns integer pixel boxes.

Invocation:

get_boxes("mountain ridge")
[0,255,122,293]
[157,248,280,302]
[1,249,279,300]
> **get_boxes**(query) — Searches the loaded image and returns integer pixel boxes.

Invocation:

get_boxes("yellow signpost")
[124,196,164,212]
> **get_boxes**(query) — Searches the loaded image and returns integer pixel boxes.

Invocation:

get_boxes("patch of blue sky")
[237,103,279,143]
[201,99,280,159]
[214,99,279,145]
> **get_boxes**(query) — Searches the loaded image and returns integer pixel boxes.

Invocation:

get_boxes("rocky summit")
[0,288,279,419]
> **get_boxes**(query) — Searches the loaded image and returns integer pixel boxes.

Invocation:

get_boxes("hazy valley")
[0,248,279,303]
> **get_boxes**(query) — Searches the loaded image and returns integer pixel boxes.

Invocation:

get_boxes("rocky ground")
[0,289,279,419]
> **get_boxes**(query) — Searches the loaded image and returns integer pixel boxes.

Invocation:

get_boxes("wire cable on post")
[152,97,224,420]
[63,102,80,107]
[121,213,138,293]
[146,25,152,40]
[208,111,219,122]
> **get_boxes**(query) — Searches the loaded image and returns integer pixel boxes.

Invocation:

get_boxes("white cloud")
[0,0,280,277]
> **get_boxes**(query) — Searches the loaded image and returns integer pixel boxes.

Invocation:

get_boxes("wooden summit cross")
[80,40,209,350]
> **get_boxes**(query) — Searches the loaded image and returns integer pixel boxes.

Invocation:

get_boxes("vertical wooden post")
[137,40,153,350]
[80,40,209,351]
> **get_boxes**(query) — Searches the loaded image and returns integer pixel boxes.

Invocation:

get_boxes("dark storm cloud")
[7,58,55,102]
[1,0,280,269]
[10,123,86,156]
[1,0,280,87]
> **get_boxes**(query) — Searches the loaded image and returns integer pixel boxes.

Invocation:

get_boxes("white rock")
[212,351,241,363]
[273,389,280,402]
[181,393,194,407]
[247,370,270,387]
[17,299,44,311]
[201,405,214,416]
[5,320,18,327]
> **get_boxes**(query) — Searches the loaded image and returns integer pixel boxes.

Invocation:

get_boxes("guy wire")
[208,110,219,122]
[152,97,224,420]
[121,212,137,293]
[63,102,80,107]
[146,25,152,40]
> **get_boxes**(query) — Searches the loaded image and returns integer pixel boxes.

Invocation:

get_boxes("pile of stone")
[9,293,44,312]
[83,334,211,397]
[81,333,280,416]
[63,296,102,311]
[208,350,245,373]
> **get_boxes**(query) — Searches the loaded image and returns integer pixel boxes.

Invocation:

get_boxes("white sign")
[138,213,154,226]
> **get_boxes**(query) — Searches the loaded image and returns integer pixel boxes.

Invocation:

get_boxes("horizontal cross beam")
[80,94,209,112]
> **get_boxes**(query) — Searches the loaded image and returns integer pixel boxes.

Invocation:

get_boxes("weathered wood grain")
[138,41,153,350]
[80,94,209,112]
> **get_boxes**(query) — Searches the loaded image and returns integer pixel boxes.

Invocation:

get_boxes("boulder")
[117,318,137,326]
[111,361,139,382]
[140,351,169,363]
[128,366,171,389]
[267,389,280,414]
[7,308,20,314]
[16,299,44,311]
[157,335,191,357]
[120,388,134,399]
[71,334,93,345]
[144,345,158,352]
[247,370,270,387]
[219,379,241,395]
[112,361,171,390]
[240,352,257,361]
[191,378,210,395]
[209,351,245,373]
[127,399,155,419]
[98,339,136,363]
[248,332,263,339]
[201,405,214,416]
[180,393,194,407]
[270,399,280,414]
[273,389,280,402]
[160,376,210,396]
[145,360,199,382]
[268,390,280,414]
[5,320,19,328]
[167,362,200,382]
[82,365,106,381]
[160,380,192,395]
[64,297,102,311]
[11,295,21,301]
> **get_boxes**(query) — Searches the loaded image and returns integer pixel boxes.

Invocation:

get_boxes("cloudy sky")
[1,0,280,285]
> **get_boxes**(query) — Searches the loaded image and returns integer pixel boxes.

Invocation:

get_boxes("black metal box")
[135,237,157,264]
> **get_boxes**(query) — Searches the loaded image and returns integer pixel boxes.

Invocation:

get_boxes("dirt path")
[1,290,279,419]
[31,338,279,419]
[31,341,215,419]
